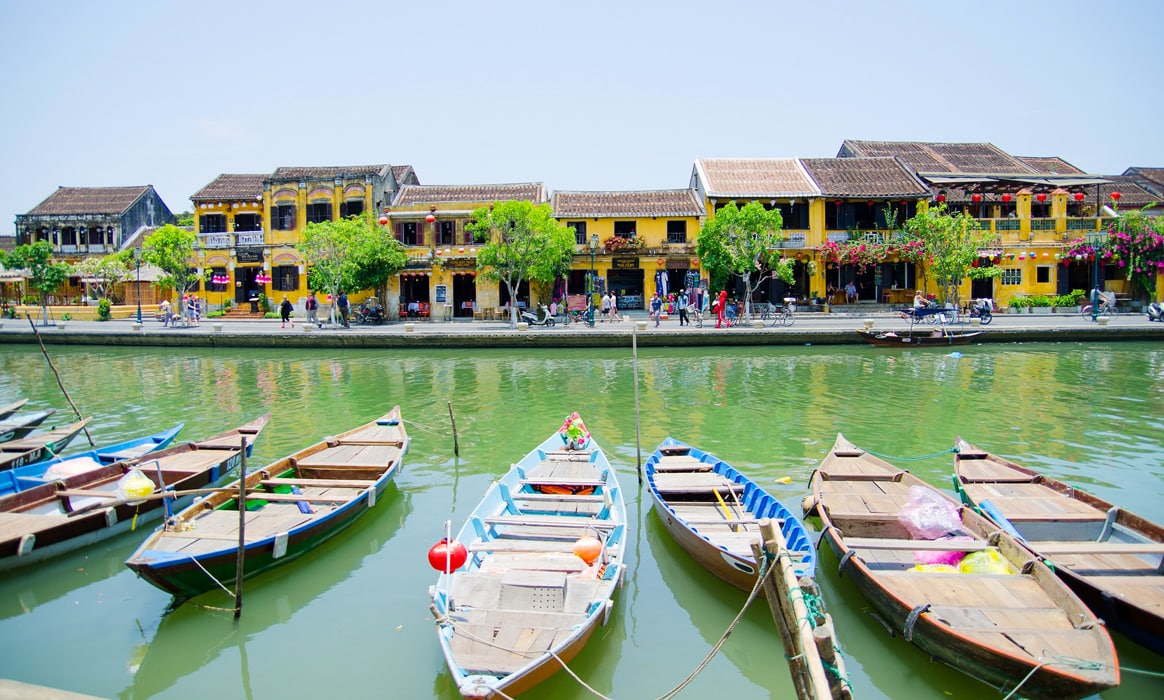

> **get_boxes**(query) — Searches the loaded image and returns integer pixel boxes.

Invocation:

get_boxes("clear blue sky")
[2,0,1161,236]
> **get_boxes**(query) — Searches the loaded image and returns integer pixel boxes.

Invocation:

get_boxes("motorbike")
[354,302,386,325]
[1148,302,1164,323]
[519,303,556,327]
[969,298,993,325]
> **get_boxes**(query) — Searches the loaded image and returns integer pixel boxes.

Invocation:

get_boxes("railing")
[1031,218,1056,230]
[775,232,808,248]
[826,231,850,243]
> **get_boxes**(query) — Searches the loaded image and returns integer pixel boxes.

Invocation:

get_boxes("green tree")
[466,201,576,326]
[71,254,131,305]
[1064,209,1164,300]
[903,203,994,307]
[5,241,71,325]
[143,224,203,317]
[174,210,195,227]
[695,201,790,319]
[299,213,407,326]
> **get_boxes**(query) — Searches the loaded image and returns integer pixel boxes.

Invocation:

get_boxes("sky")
[2,0,1162,236]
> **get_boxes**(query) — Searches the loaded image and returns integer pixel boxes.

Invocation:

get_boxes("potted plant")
[1008,296,1032,313]
[1029,295,1053,314]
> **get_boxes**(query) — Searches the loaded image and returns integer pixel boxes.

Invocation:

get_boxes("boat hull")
[855,328,981,346]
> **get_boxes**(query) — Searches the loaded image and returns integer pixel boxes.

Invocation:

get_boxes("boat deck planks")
[651,472,743,496]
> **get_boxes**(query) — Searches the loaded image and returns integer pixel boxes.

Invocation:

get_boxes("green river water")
[0,342,1162,699]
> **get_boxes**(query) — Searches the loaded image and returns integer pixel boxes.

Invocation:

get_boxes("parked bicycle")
[686,305,703,328]
[1080,290,1119,320]
[768,298,796,327]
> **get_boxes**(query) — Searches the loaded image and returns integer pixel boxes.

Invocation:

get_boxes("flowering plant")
[816,239,923,272]
[604,235,643,252]
[1063,211,1164,296]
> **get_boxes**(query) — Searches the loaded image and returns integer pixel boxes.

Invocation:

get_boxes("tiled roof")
[838,140,1035,174]
[800,157,930,198]
[1017,156,1085,175]
[24,186,152,216]
[392,165,419,186]
[191,174,266,202]
[391,183,547,207]
[693,158,819,197]
[1095,177,1159,207]
[270,164,390,180]
[552,189,705,218]
[1122,167,1164,197]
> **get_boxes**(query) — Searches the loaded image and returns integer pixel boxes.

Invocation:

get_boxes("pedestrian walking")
[280,295,294,328]
[677,289,689,326]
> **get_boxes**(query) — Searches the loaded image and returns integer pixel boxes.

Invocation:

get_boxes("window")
[60,227,77,245]
[340,200,364,218]
[234,213,261,232]
[437,221,456,246]
[200,214,226,233]
[306,203,332,224]
[567,221,587,245]
[273,265,299,292]
[1036,266,1051,284]
[272,205,296,230]
[396,222,421,246]
[1001,268,1022,286]
[614,221,636,238]
[666,221,687,244]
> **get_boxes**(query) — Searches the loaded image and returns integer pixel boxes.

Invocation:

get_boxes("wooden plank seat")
[956,458,1038,483]
[485,515,616,530]
[844,537,993,552]
[654,455,713,473]
[519,478,605,490]
[513,492,603,503]
[260,478,376,489]
[1029,541,1164,555]
[819,471,907,482]
[467,540,579,554]
[481,553,588,573]
[243,493,351,504]
[652,473,743,496]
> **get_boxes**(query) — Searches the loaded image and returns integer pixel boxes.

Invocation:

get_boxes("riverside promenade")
[2,307,1162,349]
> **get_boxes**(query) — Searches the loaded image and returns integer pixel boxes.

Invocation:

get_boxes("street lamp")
[588,233,599,327]
[1085,231,1105,321]
[132,247,142,324]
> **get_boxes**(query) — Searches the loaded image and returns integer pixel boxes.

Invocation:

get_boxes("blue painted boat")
[430,414,626,699]
[0,419,91,472]
[0,422,183,498]
[645,437,815,591]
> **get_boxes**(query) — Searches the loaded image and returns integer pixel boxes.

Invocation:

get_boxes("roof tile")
[552,189,705,218]
[800,157,930,198]
[191,174,266,202]
[839,140,1035,174]
[24,186,153,216]
[695,158,819,197]
[392,183,547,206]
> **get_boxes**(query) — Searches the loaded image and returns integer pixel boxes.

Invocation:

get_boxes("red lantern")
[691,258,700,268]
[427,538,467,573]
[425,213,436,224]
[1074,192,1085,202]
[1110,191,1121,201]
[657,258,665,266]
[833,200,842,207]
[936,194,946,203]
[378,216,388,225]
[1036,193,1047,203]
[1001,193,1012,203]
[573,536,603,565]
[866,200,874,207]
[971,193,982,203]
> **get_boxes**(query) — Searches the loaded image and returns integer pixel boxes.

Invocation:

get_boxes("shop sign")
[442,257,477,270]
[665,259,688,270]
[236,232,265,246]
[611,257,639,269]
[236,248,264,264]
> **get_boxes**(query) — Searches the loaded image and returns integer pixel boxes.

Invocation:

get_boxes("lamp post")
[132,247,142,324]
[1086,231,1104,321]
[588,233,599,327]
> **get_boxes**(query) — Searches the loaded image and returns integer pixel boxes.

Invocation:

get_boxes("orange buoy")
[573,536,603,565]
[427,538,468,573]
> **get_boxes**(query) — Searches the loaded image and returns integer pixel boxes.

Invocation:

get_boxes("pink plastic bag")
[898,485,963,539]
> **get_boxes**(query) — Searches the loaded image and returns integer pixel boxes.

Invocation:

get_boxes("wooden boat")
[954,437,1164,655]
[0,423,184,499]
[855,328,982,347]
[0,409,57,443]
[0,419,91,472]
[0,399,29,421]
[0,416,268,572]
[126,407,407,601]
[430,415,626,699]
[811,434,1118,698]
[645,437,815,591]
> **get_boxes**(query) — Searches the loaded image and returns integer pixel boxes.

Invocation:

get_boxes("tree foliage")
[71,254,131,303]
[143,224,203,315]
[466,201,576,326]
[695,201,787,319]
[903,204,993,306]
[299,213,407,325]
[1064,209,1164,299]
[4,241,71,323]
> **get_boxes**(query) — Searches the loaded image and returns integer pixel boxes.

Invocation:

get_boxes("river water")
[0,342,1161,699]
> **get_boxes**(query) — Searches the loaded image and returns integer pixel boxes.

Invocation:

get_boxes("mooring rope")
[190,554,235,598]
[402,418,442,434]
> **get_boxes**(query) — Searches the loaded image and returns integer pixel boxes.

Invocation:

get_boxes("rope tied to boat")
[653,558,776,700]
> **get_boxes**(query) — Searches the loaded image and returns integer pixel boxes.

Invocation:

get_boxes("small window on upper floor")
[272,205,296,231]
[1036,266,1051,284]
[396,222,421,246]
[306,203,332,224]
[666,221,687,244]
[340,200,364,218]
[200,214,226,234]
[567,221,587,245]
[234,213,261,232]
[614,221,636,238]
[437,221,456,246]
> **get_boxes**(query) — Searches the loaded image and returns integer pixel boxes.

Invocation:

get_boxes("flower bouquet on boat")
[429,413,626,699]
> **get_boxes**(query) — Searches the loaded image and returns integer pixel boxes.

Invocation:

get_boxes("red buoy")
[428,538,467,573]
[573,536,602,565]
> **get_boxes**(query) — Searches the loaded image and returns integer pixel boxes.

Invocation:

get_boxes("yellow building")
[551,189,706,310]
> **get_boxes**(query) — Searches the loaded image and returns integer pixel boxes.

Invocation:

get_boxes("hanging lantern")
[1074,192,1085,202]
[971,193,982,203]
[833,200,842,207]
[657,258,665,266]
[866,200,874,207]
[425,213,436,223]
[1110,191,1121,201]
[1043,252,1050,258]
[378,215,388,225]
[691,258,700,268]
[1001,193,1012,203]
[1018,254,1025,260]
[427,538,468,573]
[1036,193,1047,203]
[936,194,946,203]
[573,536,603,565]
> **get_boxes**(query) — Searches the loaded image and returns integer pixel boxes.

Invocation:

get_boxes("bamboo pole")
[234,436,247,619]
[24,314,95,446]
[632,328,642,485]
[751,522,811,700]
[447,401,460,457]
